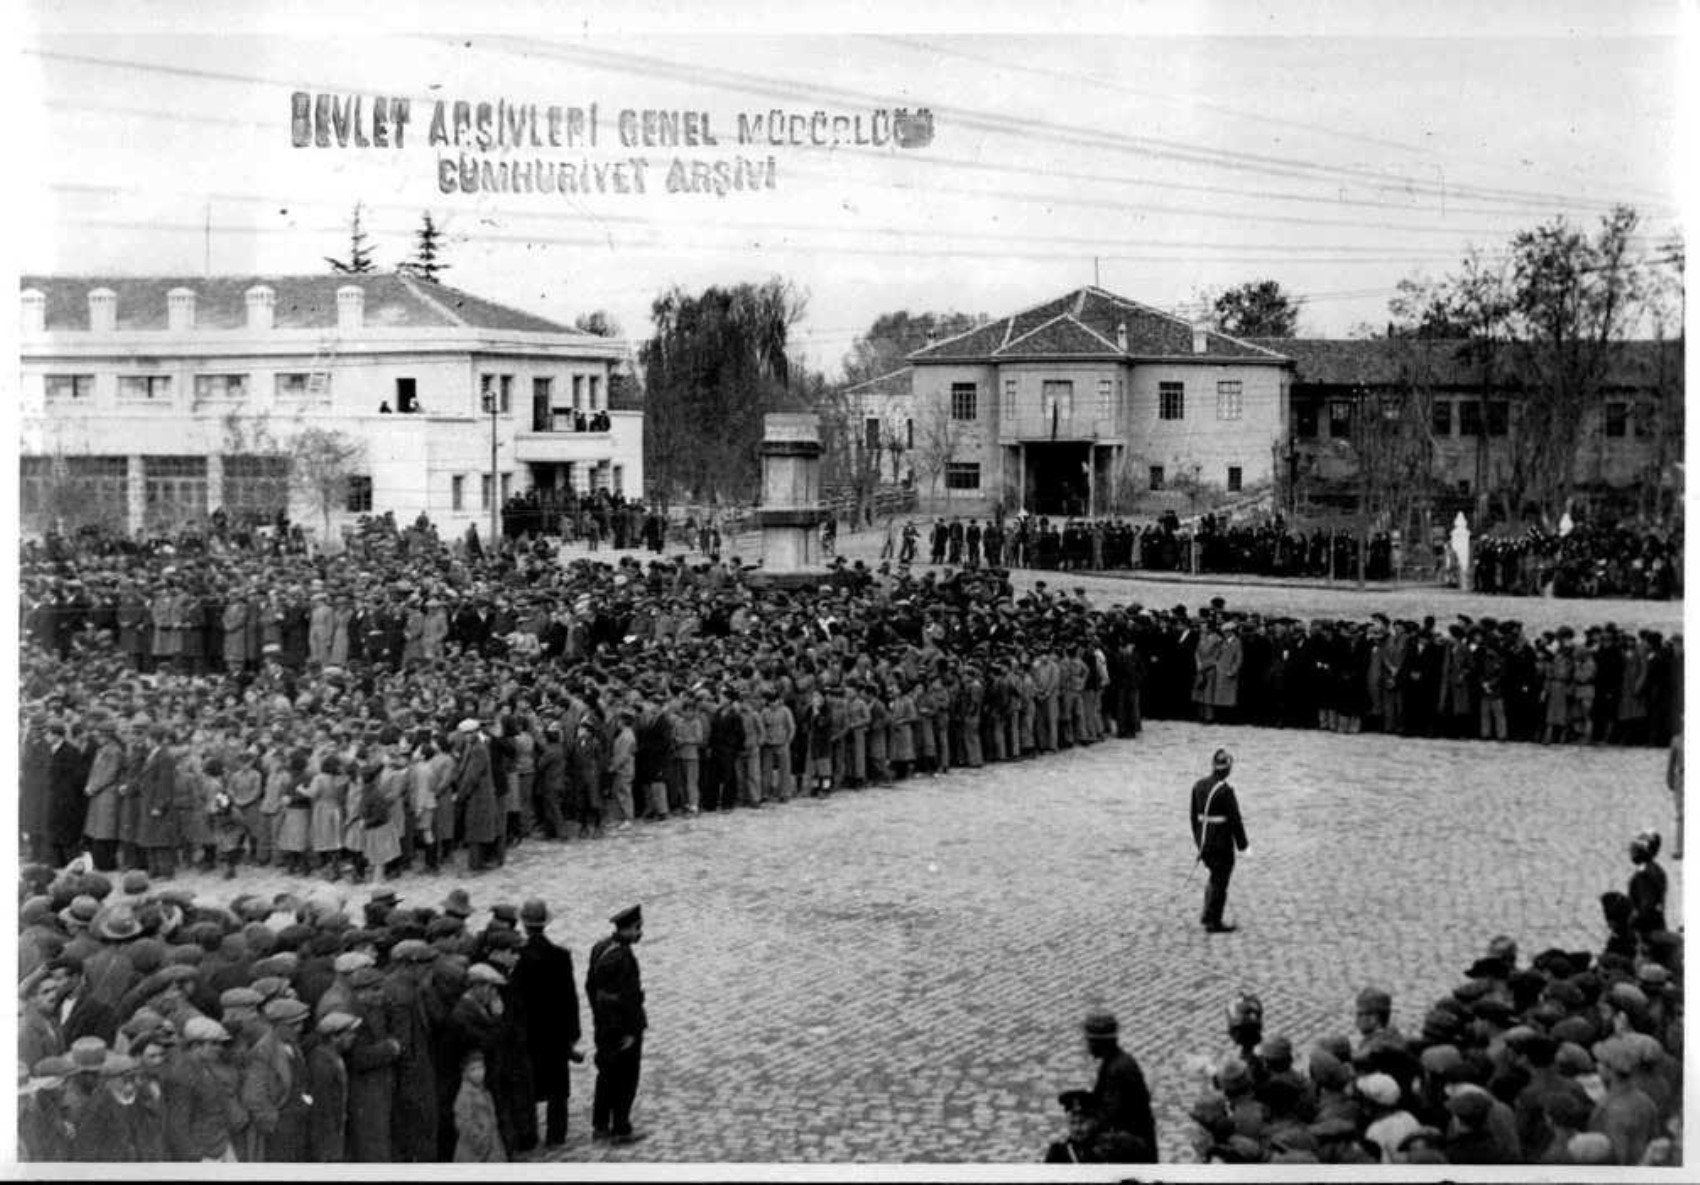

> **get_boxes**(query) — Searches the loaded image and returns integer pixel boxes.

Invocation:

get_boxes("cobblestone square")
[168,718,1680,1164]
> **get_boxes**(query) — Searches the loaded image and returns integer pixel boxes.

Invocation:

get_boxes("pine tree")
[399,212,449,283]
[325,202,376,275]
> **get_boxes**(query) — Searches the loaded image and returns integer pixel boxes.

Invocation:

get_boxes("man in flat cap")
[1190,749,1249,933]
[588,905,647,1143]
[1079,1011,1156,1162]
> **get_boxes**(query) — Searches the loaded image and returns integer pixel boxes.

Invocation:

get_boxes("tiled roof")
[20,272,577,334]
[841,367,916,398]
[910,286,1287,363]
[1255,337,1681,390]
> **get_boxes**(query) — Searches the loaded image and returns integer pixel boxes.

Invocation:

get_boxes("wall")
[1123,362,1286,493]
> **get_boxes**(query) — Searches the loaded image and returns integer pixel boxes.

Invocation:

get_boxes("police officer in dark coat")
[587,904,647,1143]
[515,899,585,1147]
[1190,748,1249,933]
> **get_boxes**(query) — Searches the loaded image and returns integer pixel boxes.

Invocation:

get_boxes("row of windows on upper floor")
[946,379,1245,423]
[19,456,624,520]
[1293,397,1660,440]
[940,461,1246,494]
[37,370,611,426]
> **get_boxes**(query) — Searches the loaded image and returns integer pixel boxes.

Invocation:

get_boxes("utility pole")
[482,386,500,547]
[204,202,212,276]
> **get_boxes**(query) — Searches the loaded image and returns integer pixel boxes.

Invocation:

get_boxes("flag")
[1050,401,1059,441]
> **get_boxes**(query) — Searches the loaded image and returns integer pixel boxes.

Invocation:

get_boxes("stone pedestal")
[755,413,827,583]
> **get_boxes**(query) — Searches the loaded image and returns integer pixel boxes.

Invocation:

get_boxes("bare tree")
[289,427,366,544]
[910,399,962,504]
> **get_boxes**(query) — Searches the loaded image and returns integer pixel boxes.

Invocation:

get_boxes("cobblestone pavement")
[166,721,1681,1165]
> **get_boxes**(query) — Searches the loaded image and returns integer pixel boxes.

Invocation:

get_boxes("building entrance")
[1023,442,1091,517]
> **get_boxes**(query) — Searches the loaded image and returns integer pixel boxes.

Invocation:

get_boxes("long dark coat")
[383,968,439,1162]
[304,1038,348,1162]
[345,996,400,1162]
[134,744,179,850]
[516,932,582,1098]
[455,738,501,845]
[492,986,538,1153]
[47,740,91,852]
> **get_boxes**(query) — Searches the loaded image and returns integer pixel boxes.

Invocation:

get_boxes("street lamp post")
[481,389,499,548]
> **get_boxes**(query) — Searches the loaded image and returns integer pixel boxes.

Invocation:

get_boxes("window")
[1041,380,1073,423]
[588,376,601,411]
[1486,400,1509,437]
[944,462,980,490]
[481,374,514,413]
[194,374,249,401]
[1159,382,1185,421]
[1458,400,1483,437]
[1632,403,1656,439]
[277,372,331,399]
[451,475,465,511]
[221,455,289,520]
[612,465,625,496]
[1227,466,1243,493]
[20,457,52,522]
[864,417,881,451]
[119,375,172,401]
[1001,378,1017,420]
[396,377,418,413]
[572,375,585,411]
[950,382,978,421]
[1098,378,1113,419]
[532,377,553,432]
[142,455,206,531]
[590,463,610,494]
[1604,401,1628,438]
[500,473,512,503]
[1216,380,1243,421]
[44,374,94,403]
[1148,465,1165,491]
[481,474,493,510]
[345,475,373,513]
[1328,400,1353,439]
[1431,400,1452,437]
[1294,402,1319,439]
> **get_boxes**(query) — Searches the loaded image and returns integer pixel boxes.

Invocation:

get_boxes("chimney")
[20,288,46,335]
[88,287,117,333]
[336,284,364,333]
[245,284,276,331]
[167,287,197,331]
[1191,321,1208,355]
[1115,321,1128,352]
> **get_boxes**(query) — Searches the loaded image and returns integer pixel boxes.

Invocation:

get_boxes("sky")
[15,0,1688,379]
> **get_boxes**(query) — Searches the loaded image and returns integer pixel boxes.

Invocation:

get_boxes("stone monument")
[753,412,828,585]
[1450,512,1471,590]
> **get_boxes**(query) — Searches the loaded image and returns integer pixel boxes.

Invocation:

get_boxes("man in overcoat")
[515,899,584,1148]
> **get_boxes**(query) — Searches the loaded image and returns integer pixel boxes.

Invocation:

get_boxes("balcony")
[514,423,614,463]
[996,407,1118,443]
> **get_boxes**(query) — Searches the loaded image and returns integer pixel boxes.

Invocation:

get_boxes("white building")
[903,286,1292,516]
[17,273,641,540]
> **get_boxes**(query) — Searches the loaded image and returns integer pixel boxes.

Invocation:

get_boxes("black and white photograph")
[9,0,1688,1174]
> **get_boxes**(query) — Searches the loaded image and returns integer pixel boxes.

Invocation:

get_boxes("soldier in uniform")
[587,904,647,1144]
[1190,748,1249,933]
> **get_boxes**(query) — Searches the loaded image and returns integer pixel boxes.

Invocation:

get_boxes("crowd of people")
[1047,834,1681,1166]
[1471,522,1682,601]
[14,506,1685,1165]
[885,510,1680,599]
[19,511,1683,881]
[17,857,649,1162]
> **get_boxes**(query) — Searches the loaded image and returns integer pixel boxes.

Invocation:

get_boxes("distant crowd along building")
[17,274,642,539]
[839,285,1679,521]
